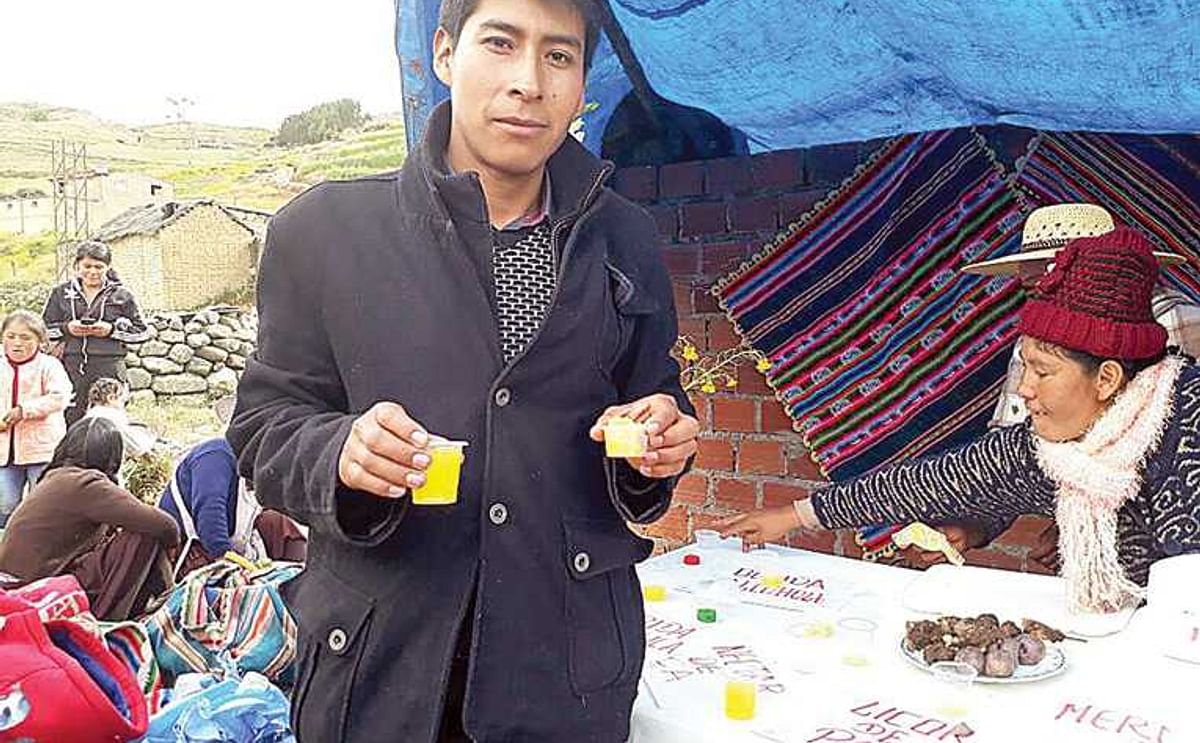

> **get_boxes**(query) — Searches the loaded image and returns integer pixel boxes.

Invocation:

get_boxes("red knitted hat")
[1017,227,1166,360]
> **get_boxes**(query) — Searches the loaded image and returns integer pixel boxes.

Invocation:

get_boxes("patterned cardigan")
[812,362,1200,586]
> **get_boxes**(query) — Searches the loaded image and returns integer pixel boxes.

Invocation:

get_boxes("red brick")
[760,399,794,433]
[659,160,706,198]
[648,205,679,240]
[672,473,709,507]
[680,201,728,238]
[990,515,1054,551]
[778,188,824,222]
[612,165,657,201]
[761,481,809,509]
[676,316,706,345]
[643,504,689,541]
[751,150,801,190]
[713,478,757,512]
[701,241,752,276]
[738,440,784,475]
[706,318,741,351]
[688,395,711,429]
[661,243,701,274]
[695,436,735,471]
[964,548,1026,573]
[836,529,865,559]
[735,364,773,395]
[729,197,779,232]
[787,448,826,481]
[788,529,837,555]
[692,286,721,314]
[705,156,752,195]
[672,282,693,315]
[713,397,756,432]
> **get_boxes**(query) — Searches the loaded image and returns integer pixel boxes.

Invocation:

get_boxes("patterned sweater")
[813,362,1200,586]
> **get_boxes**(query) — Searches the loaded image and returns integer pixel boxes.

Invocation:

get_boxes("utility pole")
[51,140,91,280]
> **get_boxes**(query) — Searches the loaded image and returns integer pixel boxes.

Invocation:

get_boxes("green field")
[0,102,407,214]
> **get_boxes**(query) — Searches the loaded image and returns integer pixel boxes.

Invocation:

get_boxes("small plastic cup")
[642,584,668,602]
[411,437,468,506]
[694,529,722,550]
[930,661,978,719]
[604,417,648,458]
[724,680,757,720]
[837,616,877,668]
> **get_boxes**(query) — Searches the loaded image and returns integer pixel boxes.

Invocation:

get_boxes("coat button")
[573,552,591,574]
[488,503,508,526]
[494,388,511,407]
[327,627,348,654]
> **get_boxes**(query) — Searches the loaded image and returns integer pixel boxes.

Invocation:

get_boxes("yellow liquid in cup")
[604,418,647,458]
[411,446,465,505]
[642,584,667,602]
[724,681,756,720]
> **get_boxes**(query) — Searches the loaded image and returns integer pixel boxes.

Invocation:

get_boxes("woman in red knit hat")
[721,227,1198,613]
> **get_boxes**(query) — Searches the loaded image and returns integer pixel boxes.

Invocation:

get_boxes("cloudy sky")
[0,0,404,127]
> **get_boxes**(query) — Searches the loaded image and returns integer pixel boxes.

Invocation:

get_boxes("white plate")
[899,639,1067,684]
[903,563,1135,638]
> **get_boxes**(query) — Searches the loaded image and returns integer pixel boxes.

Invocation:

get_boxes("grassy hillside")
[0,102,407,214]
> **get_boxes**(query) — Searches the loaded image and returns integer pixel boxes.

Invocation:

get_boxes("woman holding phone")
[42,241,152,425]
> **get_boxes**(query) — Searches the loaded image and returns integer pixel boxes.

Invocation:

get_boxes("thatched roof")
[93,199,257,243]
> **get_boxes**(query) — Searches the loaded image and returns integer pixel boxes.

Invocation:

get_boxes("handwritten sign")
[795,700,975,742]
[731,566,828,611]
[1053,701,1174,742]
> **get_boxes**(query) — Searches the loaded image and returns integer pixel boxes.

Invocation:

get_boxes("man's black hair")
[438,0,600,72]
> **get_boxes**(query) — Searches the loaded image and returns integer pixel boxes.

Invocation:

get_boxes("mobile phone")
[80,317,97,325]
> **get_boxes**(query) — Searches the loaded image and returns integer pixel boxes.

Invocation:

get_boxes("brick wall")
[613,139,1051,574]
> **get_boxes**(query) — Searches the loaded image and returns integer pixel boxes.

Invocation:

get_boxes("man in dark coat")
[227,0,699,740]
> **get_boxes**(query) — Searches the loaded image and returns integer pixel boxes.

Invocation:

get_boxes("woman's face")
[1018,336,1114,442]
[76,256,108,288]
[2,321,40,363]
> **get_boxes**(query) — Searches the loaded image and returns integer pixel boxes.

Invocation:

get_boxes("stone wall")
[124,307,256,405]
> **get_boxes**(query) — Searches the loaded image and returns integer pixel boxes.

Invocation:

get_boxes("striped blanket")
[1017,132,1200,300]
[716,130,1027,488]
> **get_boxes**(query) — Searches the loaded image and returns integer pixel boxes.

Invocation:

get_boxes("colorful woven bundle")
[717,130,1027,488]
[1016,132,1200,300]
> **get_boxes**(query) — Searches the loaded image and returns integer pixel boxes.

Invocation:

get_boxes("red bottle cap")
[683,553,701,566]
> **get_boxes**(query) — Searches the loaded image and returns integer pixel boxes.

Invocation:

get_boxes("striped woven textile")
[1016,132,1200,300]
[716,129,1027,483]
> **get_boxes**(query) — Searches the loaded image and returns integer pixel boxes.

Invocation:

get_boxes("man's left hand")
[90,321,114,338]
[589,393,699,479]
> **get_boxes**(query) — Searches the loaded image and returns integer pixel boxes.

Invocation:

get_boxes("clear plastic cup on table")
[930,661,979,719]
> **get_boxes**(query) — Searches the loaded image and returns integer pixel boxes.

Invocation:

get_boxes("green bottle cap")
[697,607,717,623]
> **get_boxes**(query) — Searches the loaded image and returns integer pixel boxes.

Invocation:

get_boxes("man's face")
[434,0,587,179]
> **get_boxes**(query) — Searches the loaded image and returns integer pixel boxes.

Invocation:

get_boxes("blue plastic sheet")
[395,0,1199,153]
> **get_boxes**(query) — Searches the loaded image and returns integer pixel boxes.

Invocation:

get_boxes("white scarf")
[1034,355,1184,613]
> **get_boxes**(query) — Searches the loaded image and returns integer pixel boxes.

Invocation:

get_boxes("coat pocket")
[597,261,661,381]
[281,566,374,742]
[562,517,653,695]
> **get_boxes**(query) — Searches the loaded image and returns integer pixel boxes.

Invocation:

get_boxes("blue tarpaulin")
[395,0,1199,155]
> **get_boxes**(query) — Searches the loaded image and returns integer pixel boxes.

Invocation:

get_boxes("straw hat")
[961,203,1185,276]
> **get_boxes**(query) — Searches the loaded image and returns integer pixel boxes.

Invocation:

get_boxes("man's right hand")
[67,320,90,337]
[337,402,431,499]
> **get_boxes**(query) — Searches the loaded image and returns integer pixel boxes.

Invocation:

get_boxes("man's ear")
[433,27,455,87]
[575,91,587,118]
[1096,359,1127,402]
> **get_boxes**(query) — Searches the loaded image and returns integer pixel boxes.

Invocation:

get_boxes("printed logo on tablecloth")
[1052,701,1174,742]
[773,699,976,742]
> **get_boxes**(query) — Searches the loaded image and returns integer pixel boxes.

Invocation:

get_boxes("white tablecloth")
[631,543,1195,743]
